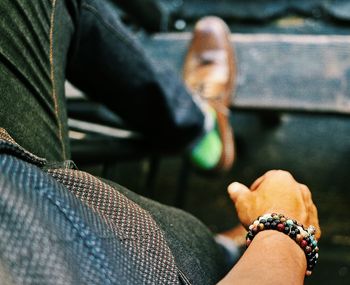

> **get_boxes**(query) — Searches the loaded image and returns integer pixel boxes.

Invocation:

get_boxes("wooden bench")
[143,32,350,116]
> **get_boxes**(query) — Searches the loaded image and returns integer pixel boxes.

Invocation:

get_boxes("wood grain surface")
[143,33,350,115]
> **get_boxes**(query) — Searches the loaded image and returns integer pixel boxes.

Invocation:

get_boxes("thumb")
[227,182,250,203]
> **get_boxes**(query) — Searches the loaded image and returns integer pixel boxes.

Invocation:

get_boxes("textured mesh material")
[0,131,182,284]
[0,155,112,284]
[47,168,180,284]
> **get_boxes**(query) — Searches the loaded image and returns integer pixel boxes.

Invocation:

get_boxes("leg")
[0,153,185,284]
[102,178,229,283]
[43,158,229,283]
[66,2,236,171]
[66,0,206,151]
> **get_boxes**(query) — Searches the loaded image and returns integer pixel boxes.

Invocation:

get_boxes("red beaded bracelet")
[246,213,319,276]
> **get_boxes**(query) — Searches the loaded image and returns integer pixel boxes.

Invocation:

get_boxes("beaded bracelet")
[246,213,319,276]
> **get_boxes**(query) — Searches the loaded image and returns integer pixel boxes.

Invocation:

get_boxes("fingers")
[227,182,250,203]
[250,170,280,190]
[300,184,321,240]
[300,184,313,218]
[300,184,312,201]
[228,172,321,240]
[310,203,321,239]
[250,174,266,191]
[251,170,296,191]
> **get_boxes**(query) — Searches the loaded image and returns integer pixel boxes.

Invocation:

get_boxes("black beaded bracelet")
[246,213,319,276]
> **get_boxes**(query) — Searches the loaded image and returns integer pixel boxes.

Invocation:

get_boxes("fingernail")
[228,182,241,194]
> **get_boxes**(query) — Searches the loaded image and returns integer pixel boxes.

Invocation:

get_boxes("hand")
[228,170,321,239]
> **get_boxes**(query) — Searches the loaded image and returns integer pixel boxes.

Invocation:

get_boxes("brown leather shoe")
[183,16,236,171]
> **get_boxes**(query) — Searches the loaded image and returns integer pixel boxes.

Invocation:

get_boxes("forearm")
[217,231,306,285]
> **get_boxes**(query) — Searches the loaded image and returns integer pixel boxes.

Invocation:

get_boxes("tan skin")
[217,170,321,285]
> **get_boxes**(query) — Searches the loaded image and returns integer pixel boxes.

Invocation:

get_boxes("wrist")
[223,230,307,285]
[253,230,306,265]
[251,231,306,282]
[246,213,319,276]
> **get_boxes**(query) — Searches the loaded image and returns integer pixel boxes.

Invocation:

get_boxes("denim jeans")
[0,0,205,162]
[0,0,226,283]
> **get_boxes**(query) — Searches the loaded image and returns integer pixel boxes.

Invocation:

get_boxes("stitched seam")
[0,156,112,284]
[178,269,192,285]
[43,191,112,284]
[50,0,66,160]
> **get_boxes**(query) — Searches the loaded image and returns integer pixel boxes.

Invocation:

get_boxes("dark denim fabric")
[0,0,205,161]
[66,0,205,152]
[104,179,228,284]
[0,0,73,161]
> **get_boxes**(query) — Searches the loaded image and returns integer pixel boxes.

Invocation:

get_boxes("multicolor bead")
[307,225,316,235]
[300,240,308,248]
[245,213,319,277]
[296,234,303,243]
[277,223,285,232]
[258,223,265,231]
[246,239,251,247]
